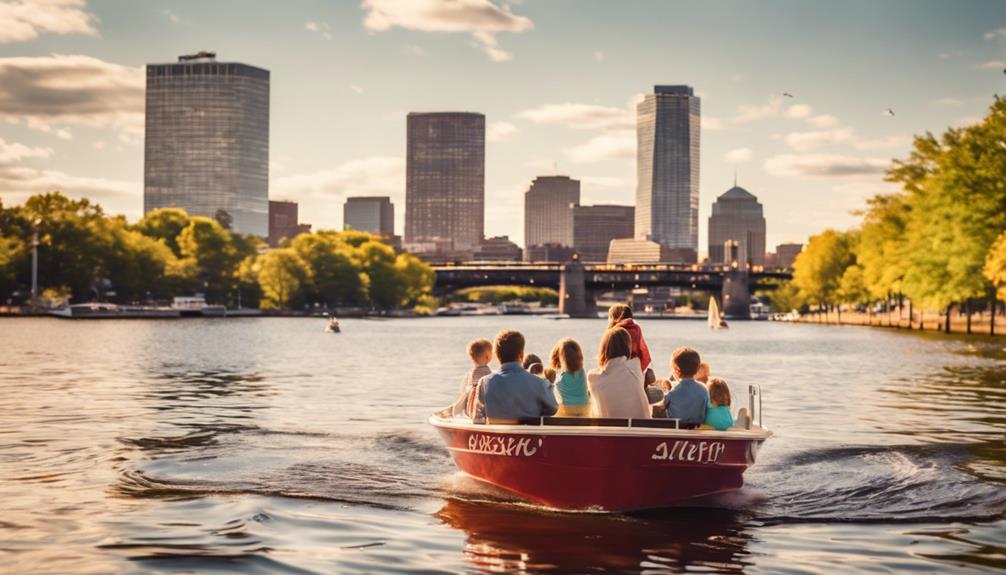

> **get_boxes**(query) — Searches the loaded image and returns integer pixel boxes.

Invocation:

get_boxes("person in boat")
[477,330,558,424]
[587,327,651,419]
[695,362,711,384]
[550,338,590,417]
[527,362,545,377]
[643,367,664,404]
[607,304,652,371]
[702,377,734,431]
[450,338,493,420]
[542,367,557,384]
[662,347,710,428]
[522,354,544,371]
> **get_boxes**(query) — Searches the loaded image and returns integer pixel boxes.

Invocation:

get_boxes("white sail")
[708,297,721,329]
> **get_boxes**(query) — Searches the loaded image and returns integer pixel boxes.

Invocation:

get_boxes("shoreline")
[795,308,1004,337]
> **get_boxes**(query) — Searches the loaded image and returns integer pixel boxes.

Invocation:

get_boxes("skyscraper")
[708,184,767,266]
[144,52,270,236]
[344,196,395,236]
[524,175,580,252]
[268,200,311,247]
[635,85,700,261]
[405,112,485,252]
[573,204,635,262]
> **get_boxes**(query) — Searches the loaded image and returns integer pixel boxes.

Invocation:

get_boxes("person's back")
[663,347,709,427]
[479,330,558,422]
[608,304,651,371]
[587,327,650,419]
[703,377,734,431]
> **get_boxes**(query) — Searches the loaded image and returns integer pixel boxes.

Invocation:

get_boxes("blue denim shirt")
[663,378,709,427]
[479,362,559,420]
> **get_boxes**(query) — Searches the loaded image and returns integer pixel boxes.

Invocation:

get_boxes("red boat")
[431,390,771,512]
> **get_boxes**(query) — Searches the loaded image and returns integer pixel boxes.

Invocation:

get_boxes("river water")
[0,316,1003,573]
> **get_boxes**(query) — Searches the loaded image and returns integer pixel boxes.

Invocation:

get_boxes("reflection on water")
[0,317,1004,573]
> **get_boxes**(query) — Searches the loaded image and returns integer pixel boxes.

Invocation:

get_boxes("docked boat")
[172,296,227,317]
[49,303,180,319]
[431,388,770,511]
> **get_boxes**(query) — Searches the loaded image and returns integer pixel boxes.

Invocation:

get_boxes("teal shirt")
[555,369,589,406]
[704,405,734,431]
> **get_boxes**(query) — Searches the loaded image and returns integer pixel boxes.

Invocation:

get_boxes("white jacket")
[587,356,651,419]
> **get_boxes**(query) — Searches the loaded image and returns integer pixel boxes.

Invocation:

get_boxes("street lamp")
[30,218,40,301]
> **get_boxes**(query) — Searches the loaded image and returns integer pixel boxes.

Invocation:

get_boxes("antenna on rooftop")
[733,168,738,187]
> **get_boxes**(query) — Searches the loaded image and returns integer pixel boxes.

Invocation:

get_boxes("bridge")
[432,262,792,318]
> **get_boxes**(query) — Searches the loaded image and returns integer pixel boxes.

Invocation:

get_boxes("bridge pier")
[559,261,595,318]
[722,269,751,319]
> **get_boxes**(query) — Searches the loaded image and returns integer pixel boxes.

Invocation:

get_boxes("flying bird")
[782,92,794,98]
[884,108,895,117]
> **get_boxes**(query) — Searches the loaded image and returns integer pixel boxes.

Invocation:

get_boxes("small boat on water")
[325,317,341,333]
[708,297,729,329]
[431,388,770,511]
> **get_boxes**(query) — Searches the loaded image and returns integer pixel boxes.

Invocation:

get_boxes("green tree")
[837,264,870,307]
[985,230,1006,303]
[177,217,238,302]
[256,248,311,310]
[290,233,367,305]
[136,208,191,257]
[792,229,857,308]
[394,252,435,308]
[214,208,233,230]
[857,193,910,300]
[354,239,401,309]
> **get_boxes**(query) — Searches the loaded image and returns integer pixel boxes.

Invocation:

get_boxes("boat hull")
[433,418,769,511]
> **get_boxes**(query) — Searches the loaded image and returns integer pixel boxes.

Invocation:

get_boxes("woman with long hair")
[586,327,651,418]
[607,304,652,371]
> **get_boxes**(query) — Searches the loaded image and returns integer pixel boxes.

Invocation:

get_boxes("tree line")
[0,193,435,311]
[772,97,1006,324]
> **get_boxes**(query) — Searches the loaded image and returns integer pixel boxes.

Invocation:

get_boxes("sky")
[0,0,1003,256]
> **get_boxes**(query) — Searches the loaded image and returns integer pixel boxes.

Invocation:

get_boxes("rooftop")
[654,85,694,96]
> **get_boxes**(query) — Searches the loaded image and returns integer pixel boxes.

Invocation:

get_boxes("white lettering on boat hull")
[652,440,725,464]
[468,433,541,456]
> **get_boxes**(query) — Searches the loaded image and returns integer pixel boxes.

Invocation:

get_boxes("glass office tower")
[144,52,270,236]
[635,85,700,261]
[405,112,485,251]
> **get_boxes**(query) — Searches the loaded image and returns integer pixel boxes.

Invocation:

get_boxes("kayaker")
[663,347,710,428]
[587,327,651,419]
[478,330,558,424]
[607,304,652,371]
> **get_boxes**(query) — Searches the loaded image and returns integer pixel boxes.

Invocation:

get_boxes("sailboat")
[708,296,729,329]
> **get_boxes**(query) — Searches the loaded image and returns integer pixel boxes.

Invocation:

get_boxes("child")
[523,354,544,371]
[450,338,493,420]
[643,368,664,405]
[528,362,545,377]
[695,362,711,384]
[550,338,590,416]
[542,367,557,383]
[662,347,710,428]
[703,377,734,431]
[607,304,652,371]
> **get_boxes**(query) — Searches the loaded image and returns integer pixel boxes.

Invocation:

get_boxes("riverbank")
[796,306,1005,336]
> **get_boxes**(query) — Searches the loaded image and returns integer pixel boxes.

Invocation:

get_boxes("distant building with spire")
[708,180,766,266]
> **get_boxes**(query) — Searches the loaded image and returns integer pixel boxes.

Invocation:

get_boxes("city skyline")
[0,1,1003,256]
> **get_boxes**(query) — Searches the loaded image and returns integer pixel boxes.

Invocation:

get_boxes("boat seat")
[519,416,683,429]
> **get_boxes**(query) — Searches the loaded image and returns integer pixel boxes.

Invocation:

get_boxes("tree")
[136,208,191,257]
[394,252,435,308]
[857,193,910,301]
[354,240,401,309]
[290,233,367,305]
[985,230,1006,303]
[214,208,233,230]
[837,264,870,307]
[256,248,311,310]
[792,229,857,308]
[177,217,238,302]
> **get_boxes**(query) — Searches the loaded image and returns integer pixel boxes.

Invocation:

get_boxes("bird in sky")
[884,108,895,117]
[783,92,794,98]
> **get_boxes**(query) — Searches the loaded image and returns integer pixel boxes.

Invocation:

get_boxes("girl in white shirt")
[587,327,651,419]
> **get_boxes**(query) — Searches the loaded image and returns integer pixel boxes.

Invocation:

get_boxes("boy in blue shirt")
[479,329,559,423]
[663,347,709,428]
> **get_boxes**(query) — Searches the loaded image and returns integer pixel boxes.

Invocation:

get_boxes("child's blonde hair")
[467,338,493,362]
[542,367,556,383]
[550,338,584,373]
[708,377,731,407]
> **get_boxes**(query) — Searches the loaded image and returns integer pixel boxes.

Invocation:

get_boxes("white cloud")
[402,44,426,56]
[272,157,405,202]
[703,116,724,130]
[956,115,982,127]
[350,84,364,94]
[305,20,333,39]
[724,147,753,163]
[0,54,145,136]
[784,104,812,119]
[930,97,965,107]
[784,128,854,152]
[979,60,1005,69]
[0,138,52,163]
[516,102,632,130]
[984,27,1006,40]
[594,50,604,62]
[764,154,890,177]
[162,9,182,24]
[0,0,97,43]
[807,114,840,128]
[853,134,912,150]
[487,121,518,142]
[361,0,533,62]
[731,96,782,124]
[565,131,635,164]
[305,21,319,32]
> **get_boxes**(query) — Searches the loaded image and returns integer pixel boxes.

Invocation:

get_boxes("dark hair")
[528,362,544,375]
[550,338,584,373]
[598,327,632,367]
[467,338,493,361]
[495,330,525,364]
[708,377,731,407]
[607,303,633,328]
[672,347,702,378]
[522,353,543,370]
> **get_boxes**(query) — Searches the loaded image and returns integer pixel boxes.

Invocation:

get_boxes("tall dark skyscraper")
[708,184,767,266]
[405,112,485,252]
[144,52,270,236]
[524,175,580,249]
[344,196,395,237]
[636,85,700,261]
[573,204,635,262]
